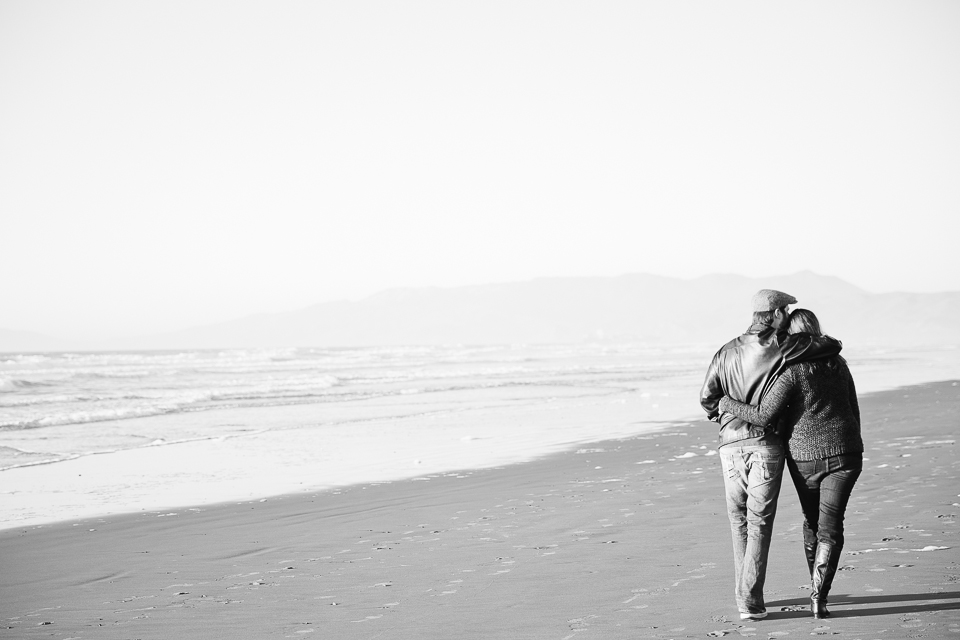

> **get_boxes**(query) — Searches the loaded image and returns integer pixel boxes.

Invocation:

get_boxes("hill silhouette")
[3,272,957,352]
[111,271,960,350]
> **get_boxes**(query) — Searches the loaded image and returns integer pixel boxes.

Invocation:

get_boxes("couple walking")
[700,289,864,621]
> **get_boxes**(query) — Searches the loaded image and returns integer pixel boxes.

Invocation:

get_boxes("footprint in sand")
[566,615,598,630]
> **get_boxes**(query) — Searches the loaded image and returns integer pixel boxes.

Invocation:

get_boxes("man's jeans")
[719,443,785,614]
[787,453,863,550]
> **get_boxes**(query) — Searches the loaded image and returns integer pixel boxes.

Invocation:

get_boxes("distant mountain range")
[3,271,959,352]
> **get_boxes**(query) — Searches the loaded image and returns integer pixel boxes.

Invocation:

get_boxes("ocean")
[2,342,958,529]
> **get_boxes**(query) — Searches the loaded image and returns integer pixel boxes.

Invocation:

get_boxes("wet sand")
[2,381,958,639]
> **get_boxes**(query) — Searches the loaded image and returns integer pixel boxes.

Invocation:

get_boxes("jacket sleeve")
[847,367,861,427]
[699,351,724,421]
[780,333,842,364]
[719,369,793,427]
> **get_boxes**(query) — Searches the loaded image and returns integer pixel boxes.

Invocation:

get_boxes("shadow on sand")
[765,591,960,620]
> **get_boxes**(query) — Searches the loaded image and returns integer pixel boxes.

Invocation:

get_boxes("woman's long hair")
[788,308,822,336]
[787,309,845,372]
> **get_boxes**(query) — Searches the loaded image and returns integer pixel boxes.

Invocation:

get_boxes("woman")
[719,309,863,619]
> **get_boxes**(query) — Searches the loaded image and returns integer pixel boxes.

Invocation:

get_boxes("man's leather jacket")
[700,323,842,446]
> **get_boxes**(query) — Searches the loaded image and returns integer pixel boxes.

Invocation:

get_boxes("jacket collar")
[746,322,775,334]
[745,323,791,340]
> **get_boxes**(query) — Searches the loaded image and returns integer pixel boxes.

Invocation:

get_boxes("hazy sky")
[2,1,958,339]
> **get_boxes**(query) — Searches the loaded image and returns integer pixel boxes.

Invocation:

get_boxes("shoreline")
[0,373,705,531]
[2,380,957,638]
[3,343,959,531]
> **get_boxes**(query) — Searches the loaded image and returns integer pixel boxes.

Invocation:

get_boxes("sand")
[1,381,958,639]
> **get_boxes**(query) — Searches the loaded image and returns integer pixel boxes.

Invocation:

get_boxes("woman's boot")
[810,542,841,618]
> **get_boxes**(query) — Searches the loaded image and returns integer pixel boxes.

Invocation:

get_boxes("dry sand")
[2,381,958,639]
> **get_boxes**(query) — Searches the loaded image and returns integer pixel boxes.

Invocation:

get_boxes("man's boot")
[803,543,816,579]
[810,542,841,618]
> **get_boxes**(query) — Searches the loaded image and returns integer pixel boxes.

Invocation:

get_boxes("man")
[700,289,841,621]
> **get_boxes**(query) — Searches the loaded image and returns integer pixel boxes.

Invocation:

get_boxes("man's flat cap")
[752,289,797,312]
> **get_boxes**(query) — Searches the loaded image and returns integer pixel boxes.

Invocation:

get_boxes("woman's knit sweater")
[718,356,862,461]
